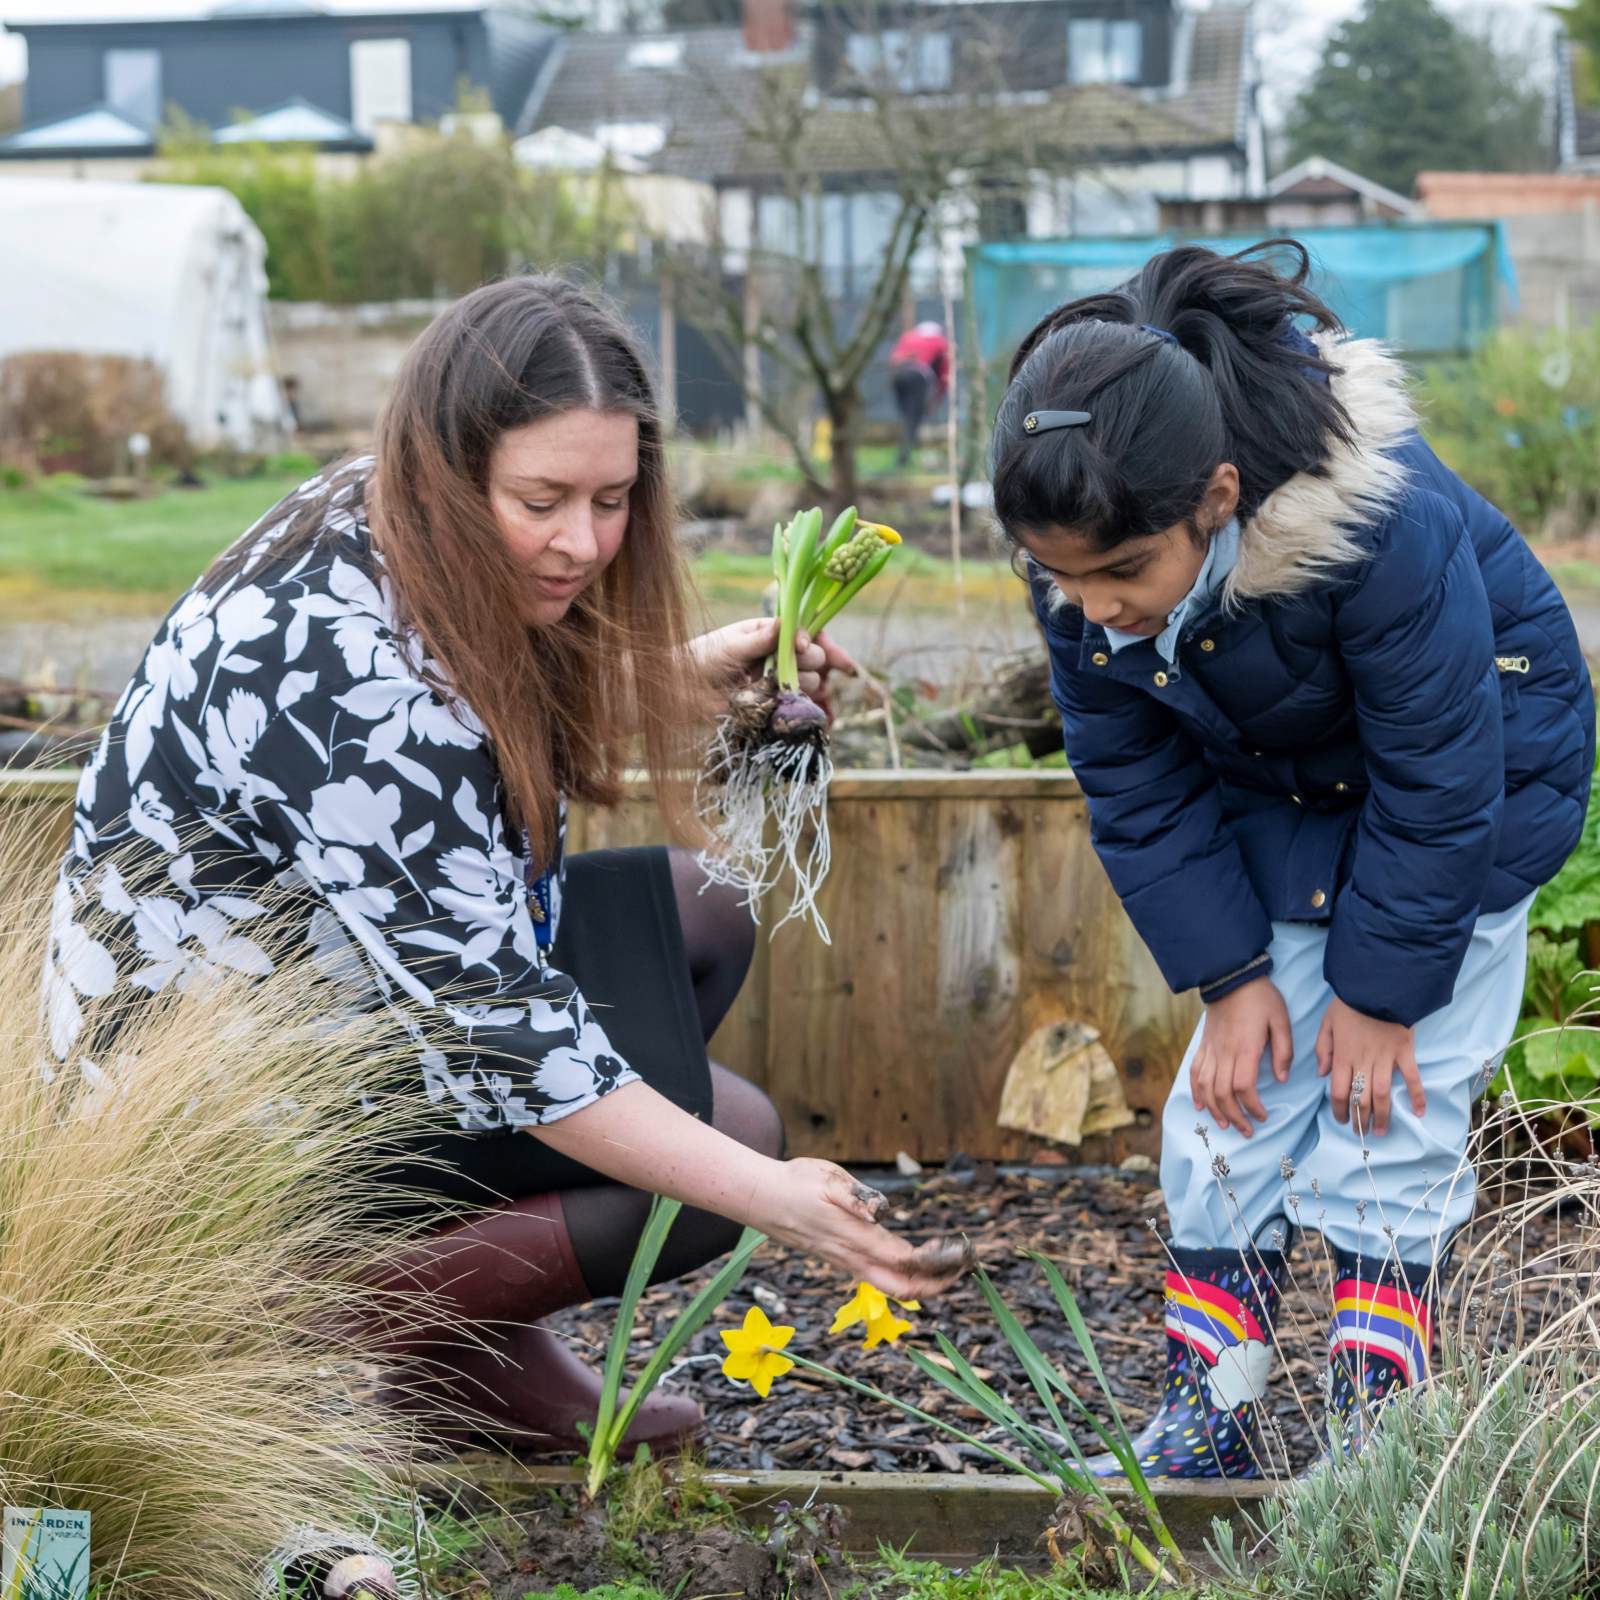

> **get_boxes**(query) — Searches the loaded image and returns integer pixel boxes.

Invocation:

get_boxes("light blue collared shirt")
[1103,517,1241,665]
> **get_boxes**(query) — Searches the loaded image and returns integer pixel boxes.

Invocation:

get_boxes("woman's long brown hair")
[215,274,702,861]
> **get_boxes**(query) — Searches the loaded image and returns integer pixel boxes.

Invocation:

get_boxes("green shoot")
[775,507,822,693]
[583,1195,765,1500]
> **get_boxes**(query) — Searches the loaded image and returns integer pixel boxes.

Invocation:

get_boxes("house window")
[844,30,952,93]
[103,48,162,126]
[350,37,414,132]
[1067,19,1142,85]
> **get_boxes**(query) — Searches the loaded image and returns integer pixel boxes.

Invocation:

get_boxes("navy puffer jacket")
[1034,335,1594,1027]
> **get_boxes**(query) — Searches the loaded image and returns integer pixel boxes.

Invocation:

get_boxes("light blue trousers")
[1161,897,1534,1265]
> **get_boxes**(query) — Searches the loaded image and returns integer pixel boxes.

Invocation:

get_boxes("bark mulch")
[540,1158,1578,1480]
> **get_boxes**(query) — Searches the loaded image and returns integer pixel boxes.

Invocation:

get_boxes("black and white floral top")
[46,462,637,1132]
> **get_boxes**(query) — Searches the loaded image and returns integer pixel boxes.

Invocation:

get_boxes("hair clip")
[1022,410,1092,435]
[1141,324,1179,345]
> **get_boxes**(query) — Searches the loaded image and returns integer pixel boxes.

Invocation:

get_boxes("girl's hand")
[1191,976,1293,1138]
[692,620,858,705]
[1317,996,1423,1137]
[746,1157,972,1301]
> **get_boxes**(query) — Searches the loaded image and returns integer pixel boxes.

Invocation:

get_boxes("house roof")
[1268,154,1418,218]
[5,1,485,25]
[210,0,328,15]
[213,96,371,148]
[0,104,155,157]
[0,95,374,159]
[521,3,1254,184]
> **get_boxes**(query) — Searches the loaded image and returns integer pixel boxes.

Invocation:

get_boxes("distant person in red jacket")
[889,320,950,468]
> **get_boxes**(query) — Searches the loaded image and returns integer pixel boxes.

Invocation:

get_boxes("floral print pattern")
[47,462,637,1132]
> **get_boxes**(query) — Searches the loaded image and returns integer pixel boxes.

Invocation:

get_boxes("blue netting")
[969,224,1516,367]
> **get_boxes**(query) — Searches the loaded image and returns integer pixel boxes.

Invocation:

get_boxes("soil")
[541,1159,1575,1482]
[456,1480,849,1600]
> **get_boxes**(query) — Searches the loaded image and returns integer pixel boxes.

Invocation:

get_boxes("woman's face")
[1015,463,1239,636]
[487,409,639,627]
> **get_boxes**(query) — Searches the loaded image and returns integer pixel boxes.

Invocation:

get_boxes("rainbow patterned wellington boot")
[1086,1245,1285,1479]
[1326,1249,1436,1454]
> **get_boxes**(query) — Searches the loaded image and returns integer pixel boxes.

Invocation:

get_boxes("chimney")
[742,0,794,53]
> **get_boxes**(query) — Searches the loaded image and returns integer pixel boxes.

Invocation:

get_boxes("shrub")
[1417,319,1600,536]
[0,352,190,478]
[1213,1351,1600,1599]
[1492,753,1600,1118]
[1214,1108,1600,1599]
[155,112,609,304]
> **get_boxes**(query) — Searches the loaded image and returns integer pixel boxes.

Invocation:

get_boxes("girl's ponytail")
[993,241,1356,546]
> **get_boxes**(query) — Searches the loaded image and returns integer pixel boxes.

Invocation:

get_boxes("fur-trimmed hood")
[1223,331,1415,606]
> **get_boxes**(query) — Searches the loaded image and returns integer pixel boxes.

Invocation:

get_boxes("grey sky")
[0,0,1558,125]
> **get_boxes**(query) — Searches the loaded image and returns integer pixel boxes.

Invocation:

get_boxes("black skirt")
[371,846,712,1215]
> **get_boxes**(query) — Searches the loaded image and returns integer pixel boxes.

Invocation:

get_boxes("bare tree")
[669,2,1094,510]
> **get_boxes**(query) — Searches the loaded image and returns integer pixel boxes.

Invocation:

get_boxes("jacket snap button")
[1200,639,1216,652]
[1311,889,1327,909]
[1335,781,1349,793]
[1092,651,1109,667]
[1154,671,1169,687]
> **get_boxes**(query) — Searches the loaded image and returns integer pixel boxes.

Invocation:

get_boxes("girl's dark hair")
[991,241,1354,549]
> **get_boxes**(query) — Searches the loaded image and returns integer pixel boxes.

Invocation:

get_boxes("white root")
[694,716,836,943]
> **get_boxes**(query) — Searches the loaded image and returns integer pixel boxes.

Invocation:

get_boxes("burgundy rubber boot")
[368,1191,702,1456]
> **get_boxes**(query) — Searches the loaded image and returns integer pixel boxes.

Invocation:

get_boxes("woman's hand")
[692,619,858,702]
[1317,996,1423,1136]
[533,1083,967,1300]
[747,1157,973,1301]
[1191,976,1293,1138]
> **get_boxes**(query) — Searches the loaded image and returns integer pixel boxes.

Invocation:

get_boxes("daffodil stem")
[776,1353,1173,1585]
[778,1353,1055,1490]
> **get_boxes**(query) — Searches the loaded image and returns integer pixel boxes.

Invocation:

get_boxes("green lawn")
[0,476,1023,624]
[0,473,309,615]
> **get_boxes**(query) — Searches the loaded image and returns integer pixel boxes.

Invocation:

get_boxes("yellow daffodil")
[720,1305,796,1398]
[830,1281,920,1349]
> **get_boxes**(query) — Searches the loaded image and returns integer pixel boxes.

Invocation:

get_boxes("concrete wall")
[268,300,441,439]
[269,291,748,438]
[1503,206,1600,329]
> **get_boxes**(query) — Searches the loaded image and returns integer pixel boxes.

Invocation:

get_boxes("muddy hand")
[753,1159,975,1302]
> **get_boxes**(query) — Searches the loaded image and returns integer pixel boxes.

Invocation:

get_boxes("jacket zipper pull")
[1495,655,1530,675]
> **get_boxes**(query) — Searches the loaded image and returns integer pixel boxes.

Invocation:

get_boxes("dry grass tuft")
[0,824,460,1598]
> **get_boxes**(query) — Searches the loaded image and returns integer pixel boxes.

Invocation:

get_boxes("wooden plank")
[0,771,1193,1163]
[930,795,1029,1161]
[443,1458,1271,1565]
[1018,794,1200,1166]
[827,770,1083,800]
[754,789,934,1156]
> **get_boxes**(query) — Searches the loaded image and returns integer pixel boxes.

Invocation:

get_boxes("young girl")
[991,243,1593,1474]
[48,275,966,1456]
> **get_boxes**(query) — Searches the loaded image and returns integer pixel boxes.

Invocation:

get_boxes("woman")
[989,242,1591,1470]
[47,275,967,1453]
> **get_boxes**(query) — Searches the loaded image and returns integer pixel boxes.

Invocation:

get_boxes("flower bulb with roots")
[696,676,835,942]
[695,506,899,943]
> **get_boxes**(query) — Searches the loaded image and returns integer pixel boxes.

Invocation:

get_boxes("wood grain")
[3,770,1194,1162]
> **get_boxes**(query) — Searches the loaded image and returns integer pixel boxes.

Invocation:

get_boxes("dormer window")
[1068,18,1142,85]
[844,29,953,93]
[104,48,162,125]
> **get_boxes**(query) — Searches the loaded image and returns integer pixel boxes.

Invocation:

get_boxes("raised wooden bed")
[1,769,1198,1164]
[442,1458,1270,1569]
